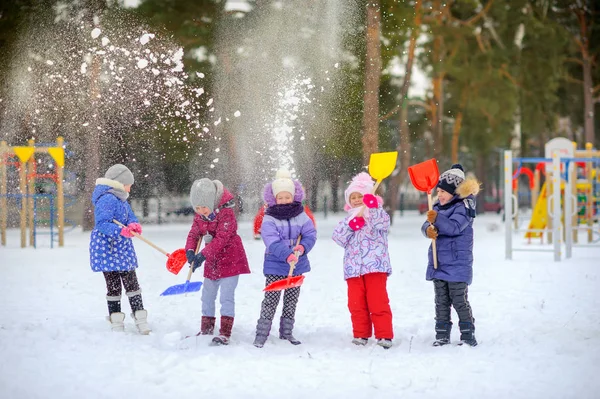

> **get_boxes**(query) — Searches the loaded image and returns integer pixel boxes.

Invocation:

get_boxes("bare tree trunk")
[431,0,445,160]
[82,55,102,231]
[451,111,464,164]
[362,1,381,165]
[386,0,421,223]
[582,52,595,144]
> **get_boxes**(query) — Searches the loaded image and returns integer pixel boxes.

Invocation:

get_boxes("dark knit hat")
[105,164,134,186]
[436,164,465,195]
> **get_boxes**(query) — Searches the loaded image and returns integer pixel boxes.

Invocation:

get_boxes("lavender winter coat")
[332,206,392,280]
[260,181,317,276]
[89,179,139,272]
[421,187,478,285]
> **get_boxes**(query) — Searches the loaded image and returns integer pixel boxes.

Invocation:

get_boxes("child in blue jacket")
[89,164,150,334]
[421,164,480,347]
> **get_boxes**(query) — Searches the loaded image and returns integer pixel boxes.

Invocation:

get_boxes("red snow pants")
[346,272,393,339]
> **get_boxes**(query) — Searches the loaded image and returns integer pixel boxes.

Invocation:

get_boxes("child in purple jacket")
[421,163,480,347]
[253,169,317,348]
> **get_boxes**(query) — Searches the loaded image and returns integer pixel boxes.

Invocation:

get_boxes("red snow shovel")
[113,220,187,274]
[263,236,304,292]
[160,237,204,296]
[407,159,440,269]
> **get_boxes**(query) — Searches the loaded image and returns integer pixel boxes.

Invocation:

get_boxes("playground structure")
[505,137,600,261]
[0,137,67,248]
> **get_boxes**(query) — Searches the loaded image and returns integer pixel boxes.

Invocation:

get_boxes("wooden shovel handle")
[286,235,303,278]
[113,219,169,256]
[185,236,204,282]
[427,192,438,269]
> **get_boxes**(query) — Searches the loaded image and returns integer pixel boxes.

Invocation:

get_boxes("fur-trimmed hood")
[263,180,304,207]
[456,177,481,198]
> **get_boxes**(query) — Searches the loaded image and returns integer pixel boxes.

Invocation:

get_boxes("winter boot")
[279,317,301,345]
[212,316,234,346]
[253,318,272,348]
[107,312,125,332]
[198,316,216,335]
[352,338,369,346]
[433,321,452,347]
[131,309,151,335]
[376,339,393,349]
[458,321,477,347]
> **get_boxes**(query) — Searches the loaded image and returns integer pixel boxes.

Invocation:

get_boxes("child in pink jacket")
[332,172,393,349]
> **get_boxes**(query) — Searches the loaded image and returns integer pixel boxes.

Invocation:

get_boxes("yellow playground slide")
[525,182,548,239]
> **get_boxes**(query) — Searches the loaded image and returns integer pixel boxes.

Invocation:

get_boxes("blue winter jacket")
[421,194,476,285]
[89,179,139,272]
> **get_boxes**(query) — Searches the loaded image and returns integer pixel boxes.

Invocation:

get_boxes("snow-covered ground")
[1,211,599,399]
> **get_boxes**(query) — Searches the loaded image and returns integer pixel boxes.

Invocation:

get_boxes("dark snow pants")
[259,275,301,320]
[433,279,474,323]
[103,270,144,314]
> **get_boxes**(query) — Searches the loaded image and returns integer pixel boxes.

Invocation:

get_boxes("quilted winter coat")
[89,179,139,272]
[185,187,250,280]
[421,177,480,285]
[332,206,392,280]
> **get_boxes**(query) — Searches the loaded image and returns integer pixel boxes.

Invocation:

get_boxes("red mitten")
[128,222,142,234]
[293,244,305,256]
[363,194,378,209]
[349,216,365,231]
[120,226,134,238]
[286,253,298,264]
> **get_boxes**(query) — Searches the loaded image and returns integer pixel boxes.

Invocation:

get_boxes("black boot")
[458,321,478,346]
[433,321,452,346]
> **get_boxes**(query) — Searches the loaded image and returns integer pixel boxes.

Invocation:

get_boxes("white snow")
[0,212,598,399]
[140,33,155,45]
[234,110,241,117]
[101,37,110,46]
[137,59,149,69]
[91,28,101,39]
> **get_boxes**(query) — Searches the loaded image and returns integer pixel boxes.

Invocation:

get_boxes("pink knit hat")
[344,172,383,212]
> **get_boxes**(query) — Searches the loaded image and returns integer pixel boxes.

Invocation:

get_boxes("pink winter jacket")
[185,189,251,280]
[332,206,392,280]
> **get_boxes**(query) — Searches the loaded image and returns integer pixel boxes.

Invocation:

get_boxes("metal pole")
[27,139,35,247]
[504,150,513,260]
[56,137,65,247]
[552,152,561,261]
[0,141,7,246]
[564,160,573,259]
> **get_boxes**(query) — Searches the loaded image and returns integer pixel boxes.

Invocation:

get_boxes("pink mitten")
[120,226,134,238]
[363,194,378,209]
[128,222,142,234]
[293,244,305,256]
[286,253,298,264]
[349,216,365,231]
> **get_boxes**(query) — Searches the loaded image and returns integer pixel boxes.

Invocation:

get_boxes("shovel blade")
[408,158,440,193]
[263,275,305,292]
[160,281,203,296]
[166,248,188,275]
[368,151,398,182]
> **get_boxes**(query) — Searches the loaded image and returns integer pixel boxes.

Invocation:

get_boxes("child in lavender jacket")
[253,169,317,348]
[332,172,393,349]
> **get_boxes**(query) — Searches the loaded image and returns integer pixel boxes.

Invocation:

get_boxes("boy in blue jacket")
[421,164,480,347]
[89,164,150,334]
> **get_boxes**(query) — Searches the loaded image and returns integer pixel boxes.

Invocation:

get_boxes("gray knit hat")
[105,164,134,186]
[190,178,219,211]
[436,163,465,195]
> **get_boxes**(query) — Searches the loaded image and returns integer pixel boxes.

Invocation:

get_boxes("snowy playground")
[1,211,598,399]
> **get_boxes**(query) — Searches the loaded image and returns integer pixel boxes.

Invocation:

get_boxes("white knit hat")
[271,168,295,197]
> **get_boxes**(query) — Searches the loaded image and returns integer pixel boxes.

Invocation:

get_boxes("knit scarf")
[266,201,304,220]
[108,188,129,201]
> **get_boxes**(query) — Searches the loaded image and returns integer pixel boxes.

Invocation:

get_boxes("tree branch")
[564,74,584,85]
[565,57,584,65]
[462,0,495,26]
